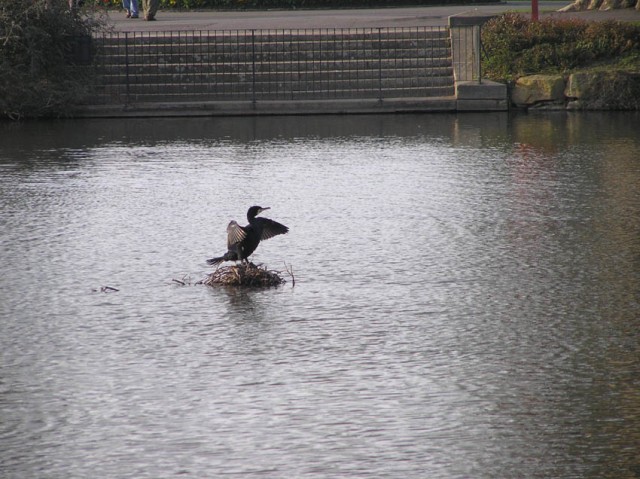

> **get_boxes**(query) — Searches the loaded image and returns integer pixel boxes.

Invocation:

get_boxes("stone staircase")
[91,27,455,105]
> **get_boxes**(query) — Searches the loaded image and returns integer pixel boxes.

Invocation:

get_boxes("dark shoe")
[130,14,139,18]
[145,15,156,20]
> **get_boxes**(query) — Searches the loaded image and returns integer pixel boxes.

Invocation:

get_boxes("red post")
[532,0,539,21]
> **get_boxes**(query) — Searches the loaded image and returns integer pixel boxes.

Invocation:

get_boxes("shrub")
[481,13,640,80]
[0,0,108,119]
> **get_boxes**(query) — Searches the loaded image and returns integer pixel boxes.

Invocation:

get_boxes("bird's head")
[247,205,270,220]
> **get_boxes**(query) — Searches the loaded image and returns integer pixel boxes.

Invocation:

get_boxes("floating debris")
[202,262,287,288]
[171,274,193,286]
[92,285,119,293]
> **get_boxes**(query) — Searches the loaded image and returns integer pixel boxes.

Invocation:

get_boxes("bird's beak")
[259,207,270,213]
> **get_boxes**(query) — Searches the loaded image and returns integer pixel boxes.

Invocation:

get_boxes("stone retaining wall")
[511,72,640,110]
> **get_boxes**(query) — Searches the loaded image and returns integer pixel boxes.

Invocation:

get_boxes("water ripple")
[1,113,639,479]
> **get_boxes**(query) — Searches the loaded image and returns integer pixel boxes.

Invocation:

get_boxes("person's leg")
[129,0,139,18]
[141,0,148,19]
[145,0,158,20]
[122,0,130,17]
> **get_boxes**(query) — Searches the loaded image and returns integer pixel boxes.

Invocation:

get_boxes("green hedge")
[481,13,640,80]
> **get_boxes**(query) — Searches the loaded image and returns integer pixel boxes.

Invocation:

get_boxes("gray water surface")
[1,113,639,478]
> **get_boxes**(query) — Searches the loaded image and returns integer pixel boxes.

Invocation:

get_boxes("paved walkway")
[108,2,640,32]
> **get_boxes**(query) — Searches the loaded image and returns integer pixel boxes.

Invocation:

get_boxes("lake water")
[1,112,639,479]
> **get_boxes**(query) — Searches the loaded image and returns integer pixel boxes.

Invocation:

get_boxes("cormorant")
[206,206,289,266]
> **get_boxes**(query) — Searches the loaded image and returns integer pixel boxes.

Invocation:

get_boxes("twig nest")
[203,262,286,287]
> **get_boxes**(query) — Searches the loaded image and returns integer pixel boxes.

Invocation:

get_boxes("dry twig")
[284,262,295,288]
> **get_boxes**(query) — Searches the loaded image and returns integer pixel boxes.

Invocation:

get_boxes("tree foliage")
[0,0,107,119]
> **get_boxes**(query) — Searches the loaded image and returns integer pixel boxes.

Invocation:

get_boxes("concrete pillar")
[448,15,508,111]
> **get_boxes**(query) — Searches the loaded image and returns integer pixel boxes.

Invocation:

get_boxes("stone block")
[565,72,607,99]
[456,80,507,100]
[512,74,566,107]
[457,98,508,111]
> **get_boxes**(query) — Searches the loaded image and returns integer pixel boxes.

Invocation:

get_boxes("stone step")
[98,35,450,48]
[99,75,454,93]
[97,75,454,90]
[96,65,453,85]
[97,29,450,46]
[87,27,454,106]
[95,49,452,66]
[94,30,451,65]
[97,42,450,58]
[96,72,454,91]
[92,85,455,103]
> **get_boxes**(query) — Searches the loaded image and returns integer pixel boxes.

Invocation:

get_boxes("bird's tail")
[206,251,237,266]
[206,256,224,266]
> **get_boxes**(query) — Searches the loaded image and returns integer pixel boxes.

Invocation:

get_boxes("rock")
[510,72,640,111]
[511,75,566,107]
[558,2,579,11]
[564,72,603,99]
[564,71,640,109]
[571,0,592,8]
[599,0,623,9]
[560,0,637,9]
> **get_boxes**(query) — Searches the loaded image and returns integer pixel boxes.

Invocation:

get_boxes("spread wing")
[257,218,289,241]
[227,220,247,247]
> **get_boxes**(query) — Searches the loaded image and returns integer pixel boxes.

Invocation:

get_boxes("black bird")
[206,206,289,266]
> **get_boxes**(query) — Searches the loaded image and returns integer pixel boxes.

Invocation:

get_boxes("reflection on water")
[1,112,639,479]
